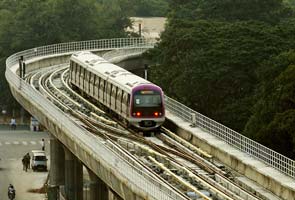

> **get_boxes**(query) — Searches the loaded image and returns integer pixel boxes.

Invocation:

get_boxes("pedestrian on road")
[21,157,25,171]
[25,152,31,169]
[10,118,16,130]
[41,138,45,151]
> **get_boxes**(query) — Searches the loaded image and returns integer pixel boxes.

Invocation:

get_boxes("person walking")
[41,138,45,151]
[25,153,31,169]
[21,156,25,171]
[10,118,16,130]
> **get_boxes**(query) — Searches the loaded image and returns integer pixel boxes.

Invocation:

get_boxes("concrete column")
[64,148,83,200]
[48,135,65,200]
[87,168,109,200]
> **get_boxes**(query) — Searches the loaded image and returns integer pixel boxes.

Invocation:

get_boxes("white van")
[31,150,47,171]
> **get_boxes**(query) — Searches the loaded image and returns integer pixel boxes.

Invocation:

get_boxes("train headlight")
[154,112,159,117]
[136,112,141,117]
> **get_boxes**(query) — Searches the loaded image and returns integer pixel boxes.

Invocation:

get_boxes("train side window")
[90,72,94,84]
[98,77,101,98]
[117,89,121,102]
[120,91,124,112]
[103,80,106,102]
[100,79,104,89]
[123,93,128,106]
[82,68,85,89]
[93,75,96,96]
[116,89,122,112]
[114,87,118,109]
[109,84,112,105]
[69,61,73,80]
[112,86,116,97]
[88,71,92,93]
[70,61,73,71]
[78,65,82,85]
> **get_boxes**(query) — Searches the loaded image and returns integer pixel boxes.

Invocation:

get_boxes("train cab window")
[133,90,162,107]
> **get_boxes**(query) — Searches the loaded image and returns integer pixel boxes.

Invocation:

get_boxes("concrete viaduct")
[5,38,295,200]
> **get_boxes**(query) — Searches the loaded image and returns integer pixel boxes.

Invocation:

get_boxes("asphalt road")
[0,130,50,200]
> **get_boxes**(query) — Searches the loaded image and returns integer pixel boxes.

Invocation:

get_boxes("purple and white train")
[69,51,165,131]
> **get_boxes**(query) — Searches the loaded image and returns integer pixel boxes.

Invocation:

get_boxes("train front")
[129,84,165,131]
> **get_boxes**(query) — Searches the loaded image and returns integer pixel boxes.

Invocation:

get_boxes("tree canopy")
[147,0,295,158]
[0,0,134,113]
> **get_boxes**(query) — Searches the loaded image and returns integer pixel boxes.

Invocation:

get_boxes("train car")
[69,51,165,131]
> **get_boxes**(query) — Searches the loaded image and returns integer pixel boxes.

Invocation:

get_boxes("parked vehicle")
[31,150,47,171]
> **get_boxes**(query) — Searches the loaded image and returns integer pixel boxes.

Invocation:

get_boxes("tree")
[0,0,133,113]
[148,19,295,132]
[168,0,293,23]
[244,51,295,158]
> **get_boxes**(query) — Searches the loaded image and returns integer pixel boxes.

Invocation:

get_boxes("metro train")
[69,51,165,131]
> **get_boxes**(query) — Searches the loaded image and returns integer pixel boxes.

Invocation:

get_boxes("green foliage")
[0,0,133,112]
[244,51,295,158]
[134,0,169,17]
[168,0,293,23]
[148,0,295,158]
[149,19,295,132]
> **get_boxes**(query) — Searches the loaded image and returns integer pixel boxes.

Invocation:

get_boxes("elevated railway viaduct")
[5,38,295,200]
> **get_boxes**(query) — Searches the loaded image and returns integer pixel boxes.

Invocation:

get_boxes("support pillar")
[64,148,83,200]
[87,168,109,200]
[48,135,65,200]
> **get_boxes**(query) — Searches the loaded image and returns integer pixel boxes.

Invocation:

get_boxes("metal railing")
[6,38,155,67]
[5,38,185,200]
[6,38,294,181]
[165,96,295,178]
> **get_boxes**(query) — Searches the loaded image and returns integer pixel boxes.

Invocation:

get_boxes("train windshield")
[133,90,161,108]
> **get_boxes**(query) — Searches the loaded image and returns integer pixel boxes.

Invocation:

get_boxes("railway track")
[25,65,275,200]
